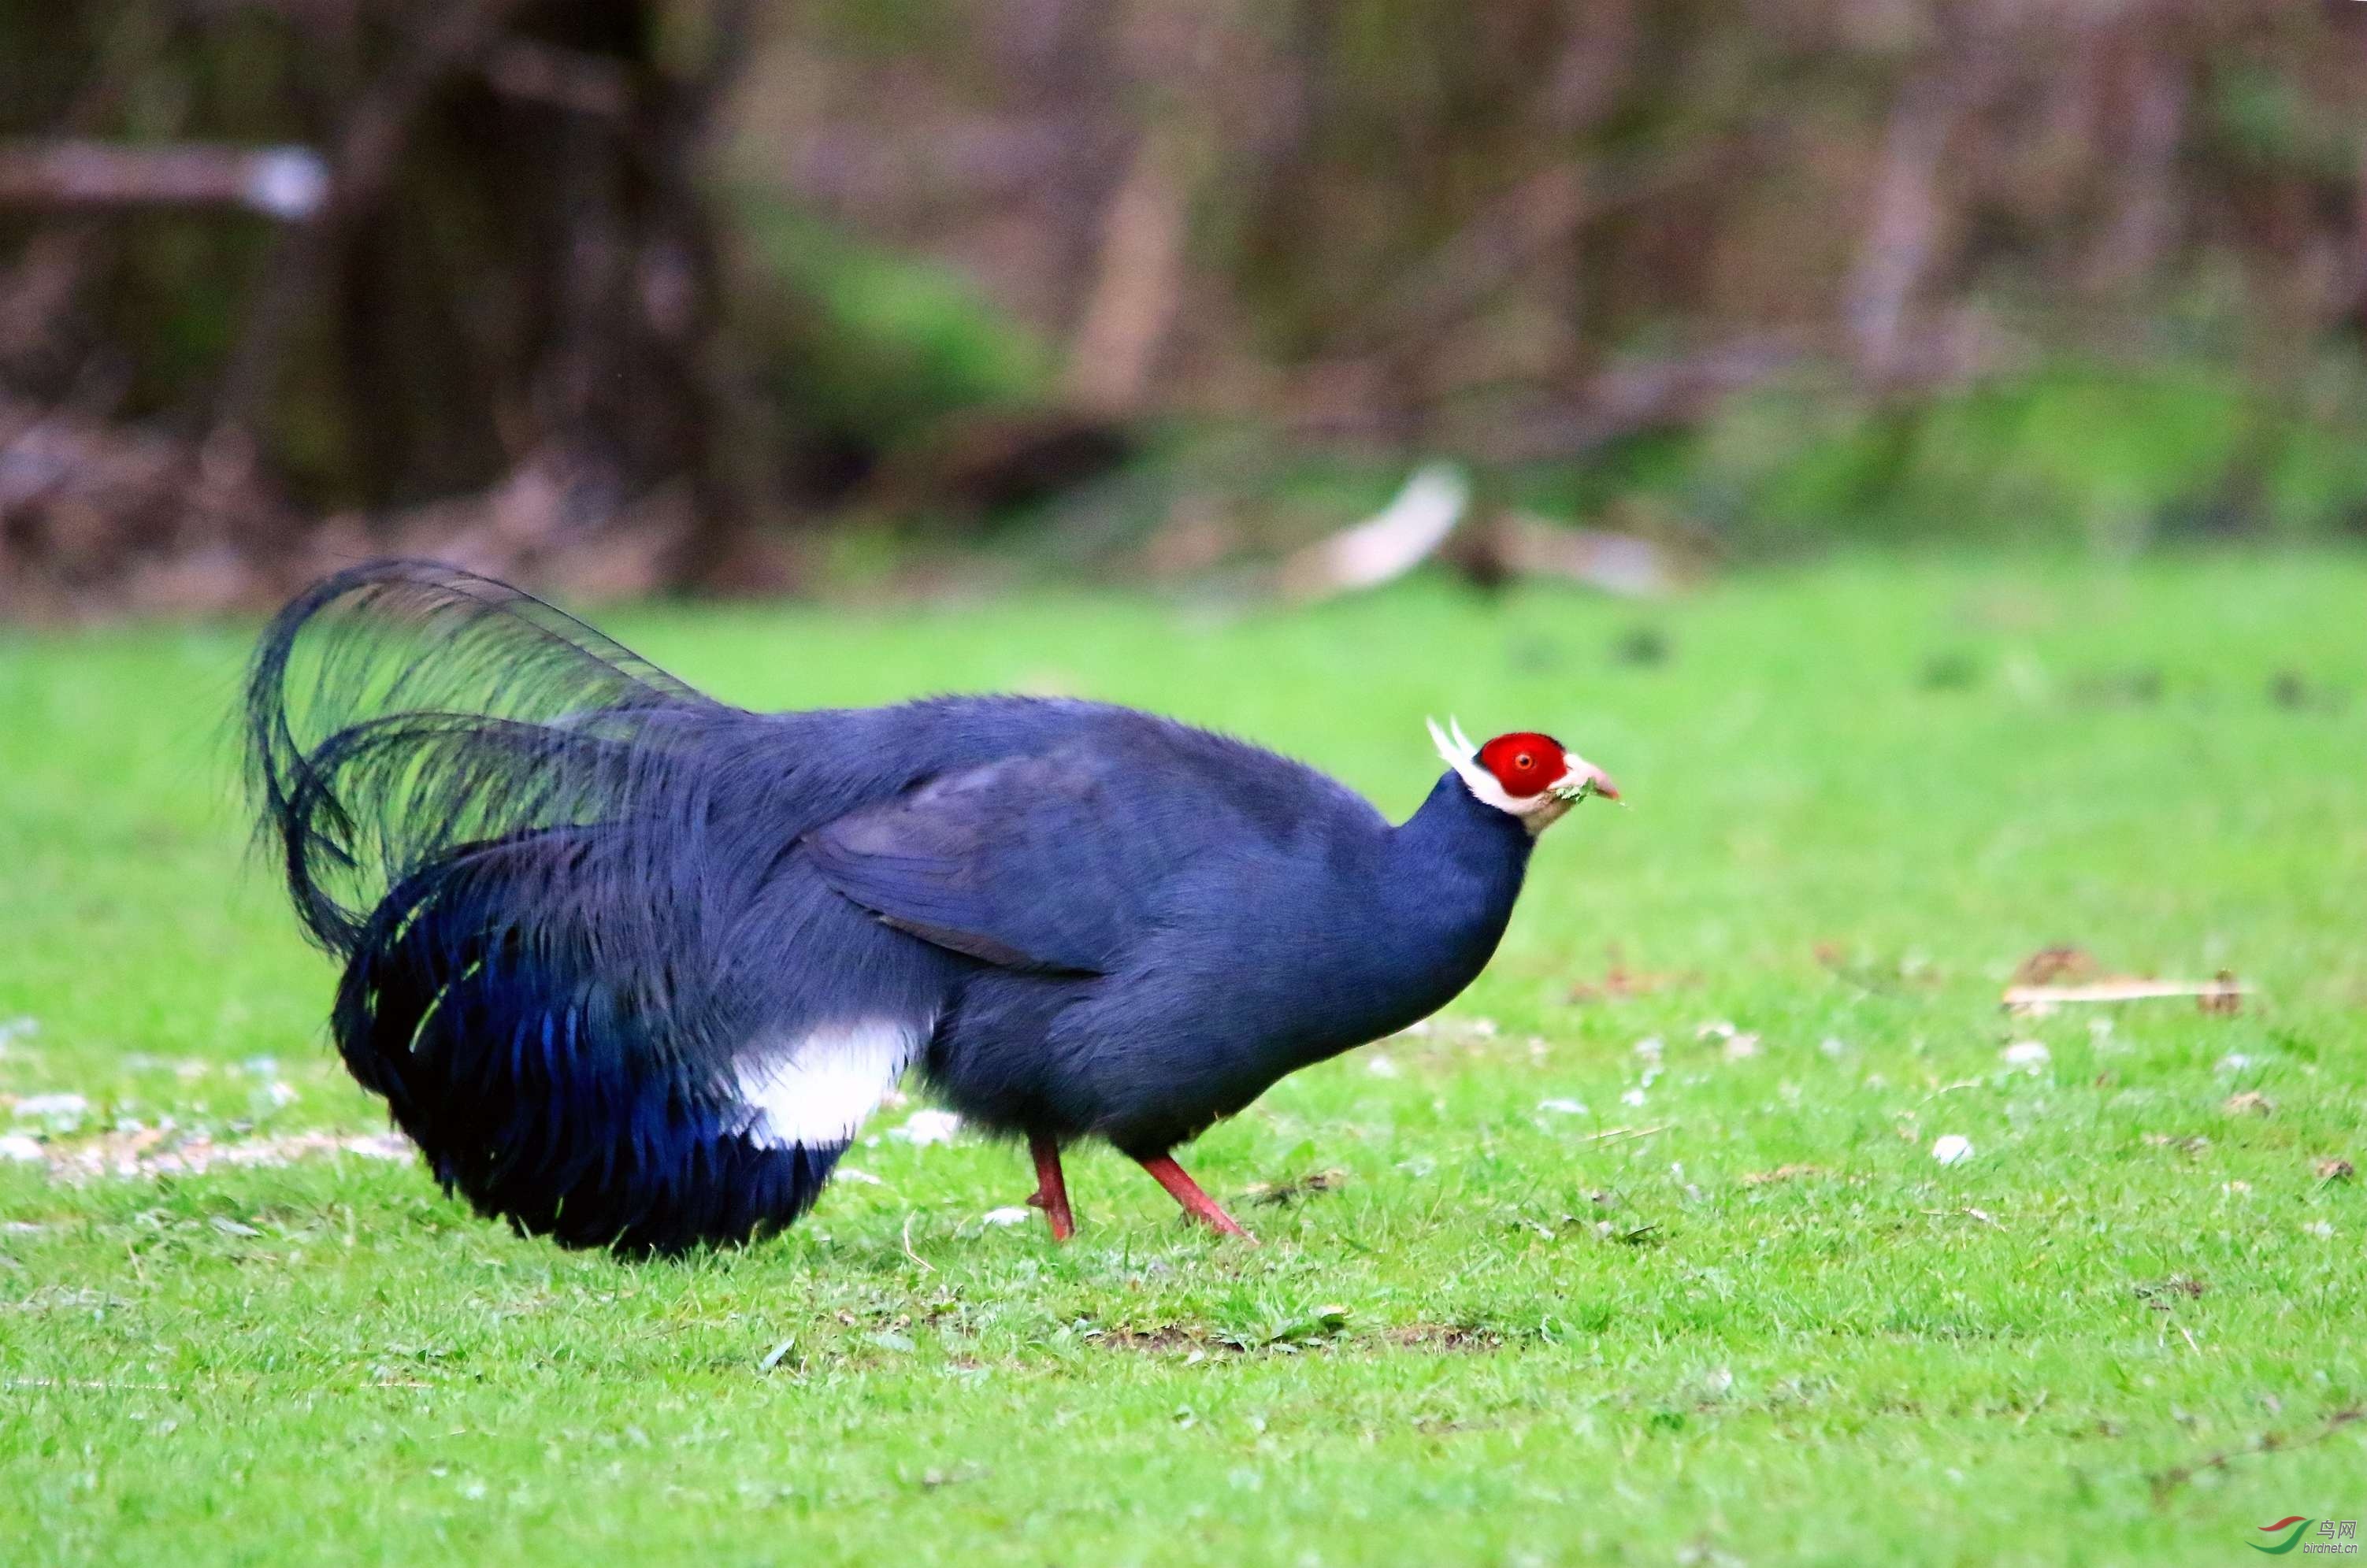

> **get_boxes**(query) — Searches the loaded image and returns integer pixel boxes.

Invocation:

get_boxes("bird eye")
[1514,753,1533,770]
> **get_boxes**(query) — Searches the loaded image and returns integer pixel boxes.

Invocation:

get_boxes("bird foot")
[1135,1152,1256,1244]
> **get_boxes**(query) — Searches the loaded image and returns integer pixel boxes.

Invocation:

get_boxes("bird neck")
[1381,773,1535,974]
[1396,770,1538,870]
[1245,773,1538,1069]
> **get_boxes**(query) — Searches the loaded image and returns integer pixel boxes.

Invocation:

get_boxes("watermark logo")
[2250,1518,2360,1556]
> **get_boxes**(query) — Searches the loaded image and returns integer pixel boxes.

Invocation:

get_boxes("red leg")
[1027,1134,1075,1241]
[1136,1153,1255,1242]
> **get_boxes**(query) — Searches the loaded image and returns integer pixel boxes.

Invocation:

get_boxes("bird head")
[1427,717,1619,832]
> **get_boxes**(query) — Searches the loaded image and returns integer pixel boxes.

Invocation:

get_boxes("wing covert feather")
[803,749,1189,973]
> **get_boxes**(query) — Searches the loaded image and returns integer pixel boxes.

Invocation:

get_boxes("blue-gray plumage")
[246,562,1615,1251]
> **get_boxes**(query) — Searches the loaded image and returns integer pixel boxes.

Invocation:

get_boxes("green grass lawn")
[2,554,2363,1566]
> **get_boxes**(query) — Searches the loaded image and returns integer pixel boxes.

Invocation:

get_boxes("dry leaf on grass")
[1566,951,1700,1004]
[1740,1164,1827,1186]
[2013,946,2102,986]
[1243,1170,1348,1206]
[2221,1092,2274,1117]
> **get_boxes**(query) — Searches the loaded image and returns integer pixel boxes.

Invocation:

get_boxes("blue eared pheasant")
[247,562,1617,1251]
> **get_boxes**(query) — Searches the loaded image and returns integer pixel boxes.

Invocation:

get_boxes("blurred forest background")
[3,0,2365,618]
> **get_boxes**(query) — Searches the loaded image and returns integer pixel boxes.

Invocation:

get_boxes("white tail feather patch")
[733,1019,927,1148]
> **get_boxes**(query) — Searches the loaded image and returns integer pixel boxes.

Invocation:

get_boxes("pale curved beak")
[1548,759,1621,806]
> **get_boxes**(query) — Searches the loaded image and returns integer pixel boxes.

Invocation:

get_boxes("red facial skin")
[1475,732,1570,799]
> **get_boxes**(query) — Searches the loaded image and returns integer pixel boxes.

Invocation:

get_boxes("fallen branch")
[0,139,327,218]
[2004,977,2246,1013]
[477,40,635,119]
[1575,1125,1670,1146]
[1467,313,2018,464]
[2148,1405,2365,1504]
[1274,462,1470,601]
[1456,511,1684,598]
[1349,141,1744,359]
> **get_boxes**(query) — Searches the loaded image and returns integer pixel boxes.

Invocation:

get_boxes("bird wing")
[803,746,1191,973]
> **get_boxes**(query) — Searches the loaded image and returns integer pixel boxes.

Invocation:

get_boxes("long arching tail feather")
[243,562,843,1252]
[245,559,712,957]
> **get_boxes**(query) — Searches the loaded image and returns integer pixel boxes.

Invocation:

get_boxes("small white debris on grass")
[1633,1036,1664,1064]
[1931,1134,1975,1166]
[9,1092,88,1123]
[3,1129,413,1181]
[1819,1036,1849,1058]
[2214,1053,2253,1074]
[833,1167,884,1186]
[1620,1088,1649,1109]
[1537,1098,1589,1116]
[1366,1054,1401,1078]
[262,1081,299,1109]
[0,1133,43,1162]
[0,1018,37,1051]
[892,1110,963,1147]
[1696,1021,1738,1041]
[2302,1221,2335,1239]
[1721,1033,1762,1061]
[2002,1040,2051,1070]
[981,1206,1033,1226]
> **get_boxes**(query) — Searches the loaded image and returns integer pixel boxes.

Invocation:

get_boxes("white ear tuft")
[1426,716,1464,768]
[1426,713,1539,823]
